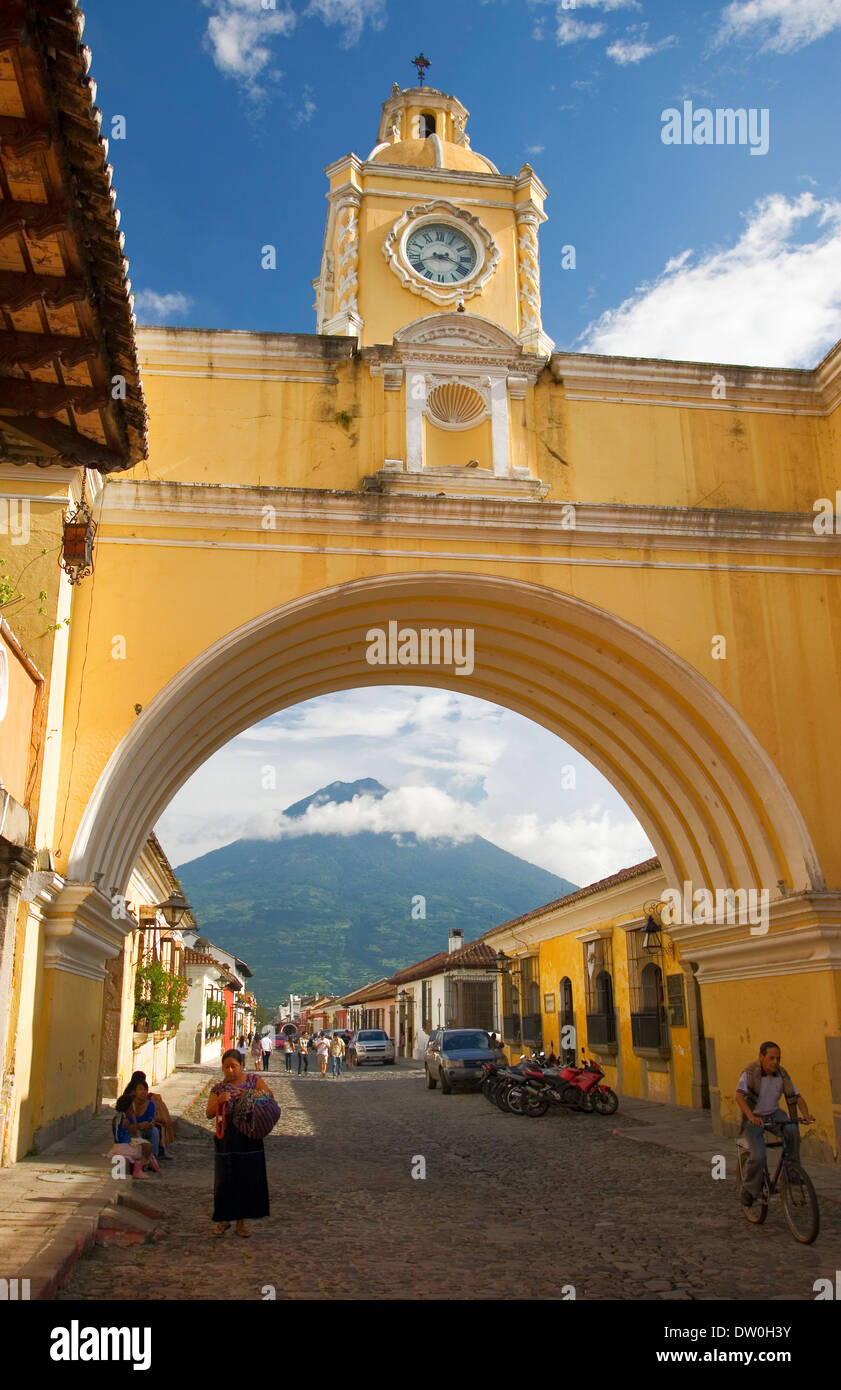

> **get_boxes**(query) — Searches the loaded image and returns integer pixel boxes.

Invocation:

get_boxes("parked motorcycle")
[495,1061,550,1116]
[554,1056,619,1115]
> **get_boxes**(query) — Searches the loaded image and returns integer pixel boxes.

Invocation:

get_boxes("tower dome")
[368,86,500,175]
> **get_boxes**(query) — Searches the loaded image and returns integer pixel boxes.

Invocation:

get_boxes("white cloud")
[158,687,653,888]
[527,144,547,155]
[579,192,841,367]
[556,16,606,43]
[715,0,841,53]
[202,1,296,98]
[169,784,653,888]
[607,31,677,64]
[294,85,317,124]
[133,290,191,321]
[202,0,384,100]
[304,0,387,45]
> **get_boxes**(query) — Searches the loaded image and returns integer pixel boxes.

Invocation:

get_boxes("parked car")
[425,1029,505,1093]
[355,1029,395,1066]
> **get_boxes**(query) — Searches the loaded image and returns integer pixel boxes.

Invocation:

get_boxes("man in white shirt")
[260,1031,273,1072]
[735,1041,814,1206]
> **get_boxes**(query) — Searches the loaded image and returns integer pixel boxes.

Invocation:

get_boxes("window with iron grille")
[445,976,496,1030]
[583,937,616,1046]
[502,957,541,1044]
[626,929,669,1051]
[422,979,432,1032]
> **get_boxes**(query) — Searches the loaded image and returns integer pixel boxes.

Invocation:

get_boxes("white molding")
[361,467,549,500]
[549,352,838,417]
[666,894,841,981]
[40,880,128,982]
[362,160,514,188]
[95,483,841,561]
[89,537,841,578]
[383,200,500,308]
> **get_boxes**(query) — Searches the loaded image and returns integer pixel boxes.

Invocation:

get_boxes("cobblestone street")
[58,1059,841,1301]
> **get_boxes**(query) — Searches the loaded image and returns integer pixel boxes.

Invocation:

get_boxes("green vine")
[134,959,189,1031]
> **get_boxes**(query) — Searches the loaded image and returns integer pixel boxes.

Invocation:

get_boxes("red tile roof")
[481,857,661,938]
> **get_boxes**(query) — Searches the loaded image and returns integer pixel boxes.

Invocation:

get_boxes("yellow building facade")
[1,78,840,1162]
[486,861,705,1109]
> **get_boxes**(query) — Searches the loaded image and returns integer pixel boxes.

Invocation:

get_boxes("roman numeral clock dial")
[405,223,478,284]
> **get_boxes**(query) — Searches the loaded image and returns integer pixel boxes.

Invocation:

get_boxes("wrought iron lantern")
[641,915,663,953]
[158,890,190,929]
[60,497,97,584]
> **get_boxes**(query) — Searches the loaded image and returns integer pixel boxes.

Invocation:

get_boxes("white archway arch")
[67,572,823,900]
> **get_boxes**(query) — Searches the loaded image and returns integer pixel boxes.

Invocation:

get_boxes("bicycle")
[736,1117,820,1244]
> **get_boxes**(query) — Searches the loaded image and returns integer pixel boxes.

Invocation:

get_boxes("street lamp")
[158,891,190,928]
[641,915,663,953]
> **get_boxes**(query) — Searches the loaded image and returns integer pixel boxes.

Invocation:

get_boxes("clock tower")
[314,81,553,355]
[313,76,554,494]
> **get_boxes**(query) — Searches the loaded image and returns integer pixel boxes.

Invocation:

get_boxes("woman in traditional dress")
[206,1048,273,1238]
[125,1070,175,1159]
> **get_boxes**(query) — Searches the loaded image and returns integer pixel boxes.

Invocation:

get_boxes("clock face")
[405,223,478,285]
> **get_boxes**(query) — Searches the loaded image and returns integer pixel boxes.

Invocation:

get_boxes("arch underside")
[68,573,822,900]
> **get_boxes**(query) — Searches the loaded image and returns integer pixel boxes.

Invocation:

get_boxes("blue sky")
[83,0,841,365]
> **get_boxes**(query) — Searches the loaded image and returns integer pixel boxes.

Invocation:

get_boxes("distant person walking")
[284,1036,294,1073]
[236,1035,247,1064]
[260,1031,273,1072]
[206,1049,274,1239]
[330,1032,345,1078]
[250,1034,262,1069]
[297,1033,309,1075]
[316,1033,329,1078]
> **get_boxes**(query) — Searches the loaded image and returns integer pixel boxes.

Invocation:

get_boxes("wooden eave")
[0,0,147,472]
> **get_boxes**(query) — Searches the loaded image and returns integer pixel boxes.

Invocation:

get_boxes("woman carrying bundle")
[205,1048,279,1238]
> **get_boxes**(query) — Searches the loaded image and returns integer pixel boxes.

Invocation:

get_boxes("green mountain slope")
[175,780,577,1006]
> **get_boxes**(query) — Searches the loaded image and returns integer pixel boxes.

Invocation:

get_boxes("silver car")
[355,1028,396,1066]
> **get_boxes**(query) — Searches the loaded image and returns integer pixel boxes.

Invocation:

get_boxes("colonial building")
[0,18,838,1164]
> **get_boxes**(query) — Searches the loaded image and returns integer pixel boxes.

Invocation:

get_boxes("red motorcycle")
[556,1056,618,1115]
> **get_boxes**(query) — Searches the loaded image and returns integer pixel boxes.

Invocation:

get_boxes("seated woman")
[125,1070,175,1159]
[119,1080,162,1162]
[206,1049,274,1239]
[109,1094,159,1179]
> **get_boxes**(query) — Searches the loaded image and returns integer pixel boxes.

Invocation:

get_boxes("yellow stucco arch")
[67,571,822,902]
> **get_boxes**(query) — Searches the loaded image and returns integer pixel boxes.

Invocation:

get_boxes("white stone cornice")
[39,881,128,982]
[95,483,841,562]
[323,152,365,180]
[666,893,841,982]
[361,161,515,189]
[549,351,837,417]
[362,467,549,500]
[136,328,356,380]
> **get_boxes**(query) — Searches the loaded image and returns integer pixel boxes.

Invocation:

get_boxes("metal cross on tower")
[412,53,430,86]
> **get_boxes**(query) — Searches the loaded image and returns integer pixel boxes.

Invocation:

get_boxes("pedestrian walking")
[316,1032,329,1077]
[330,1031,345,1077]
[346,1035,357,1068]
[206,1049,274,1238]
[250,1034,262,1069]
[297,1032,309,1075]
[284,1036,294,1072]
[260,1030,273,1072]
[236,1035,247,1064]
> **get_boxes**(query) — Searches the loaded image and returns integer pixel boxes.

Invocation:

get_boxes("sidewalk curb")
[3,1069,212,1300]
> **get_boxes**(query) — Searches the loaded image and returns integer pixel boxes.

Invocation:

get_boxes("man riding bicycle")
[735,1040,814,1206]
